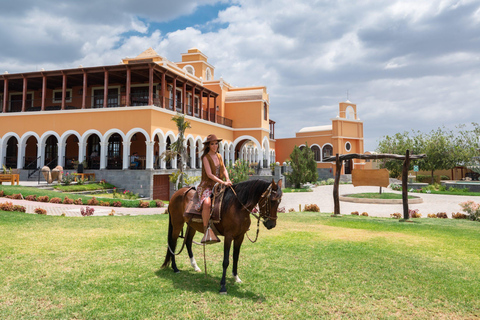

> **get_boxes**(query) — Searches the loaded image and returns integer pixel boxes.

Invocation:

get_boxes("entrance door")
[153,174,170,200]
[344,159,352,174]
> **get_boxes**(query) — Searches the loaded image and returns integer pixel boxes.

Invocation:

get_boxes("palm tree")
[161,113,191,187]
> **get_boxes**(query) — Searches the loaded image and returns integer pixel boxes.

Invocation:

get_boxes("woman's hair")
[201,141,218,159]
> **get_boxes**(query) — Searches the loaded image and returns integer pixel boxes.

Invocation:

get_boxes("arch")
[19,131,40,147]
[233,135,261,152]
[125,127,151,143]
[19,132,40,169]
[3,135,19,169]
[346,106,355,120]
[322,143,333,161]
[152,128,166,144]
[205,67,212,81]
[310,144,321,162]
[103,128,126,142]
[81,129,104,145]
[60,130,82,145]
[195,137,203,169]
[183,65,195,75]
[39,131,61,146]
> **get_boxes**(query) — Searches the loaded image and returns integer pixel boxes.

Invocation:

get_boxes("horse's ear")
[271,178,277,190]
[277,179,282,189]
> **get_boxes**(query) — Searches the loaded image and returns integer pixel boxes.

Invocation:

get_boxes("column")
[148,64,154,105]
[3,77,8,113]
[161,72,166,108]
[172,77,177,110]
[146,141,154,170]
[207,93,210,121]
[122,141,130,170]
[159,141,166,169]
[82,71,87,109]
[191,85,196,116]
[0,145,4,169]
[38,142,45,168]
[41,74,46,111]
[78,142,86,164]
[200,89,204,118]
[126,66,131,107]
[57,142,65,167]
[190,142,196,169]
[214,96,217,123]
[99,142,108,169]
[103,69,108,108]
[183,81,187,114]
[61,73,67,110]
[22,76,27,112]
[172,155,177,169]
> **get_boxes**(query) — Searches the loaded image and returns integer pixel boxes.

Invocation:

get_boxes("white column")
[159,141,166,169]
[122,141,130,170]
[16,143,24,169]
[38,142,45,168]
[57,142,65,167]
[100,142,108,169]
[190,143,196,169]
[146,141,154,170]
[78,142,86,163]
[172,155,177,169]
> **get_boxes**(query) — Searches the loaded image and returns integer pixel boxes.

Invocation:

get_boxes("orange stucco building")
[0,48,276,199]
[275,101,365,178]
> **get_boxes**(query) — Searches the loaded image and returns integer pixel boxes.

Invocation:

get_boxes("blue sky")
[1,0,480,151]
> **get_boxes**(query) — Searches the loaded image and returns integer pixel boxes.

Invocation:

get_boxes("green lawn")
[1,211,479,319]
[345,192,415,199]
[53,183,116,192]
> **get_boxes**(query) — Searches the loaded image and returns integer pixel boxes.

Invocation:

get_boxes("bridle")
[229,182,282,243]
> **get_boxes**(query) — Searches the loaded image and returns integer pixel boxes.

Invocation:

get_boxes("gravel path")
[281,185,473,218]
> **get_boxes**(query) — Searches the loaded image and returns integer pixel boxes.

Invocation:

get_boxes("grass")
[0,186,165,208]
[0,211,479,319]
[53,182,116,192]
[345,192,416,199]
[283,187,313,193]
[416,189,480,196]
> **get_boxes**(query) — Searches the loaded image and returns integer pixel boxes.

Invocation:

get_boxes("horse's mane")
[223,179,270,211]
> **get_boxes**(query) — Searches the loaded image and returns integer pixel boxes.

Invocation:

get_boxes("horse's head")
[260,179,283,230]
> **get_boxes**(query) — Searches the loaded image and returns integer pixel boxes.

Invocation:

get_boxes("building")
[275,101,365,179]
[0,48,276,199]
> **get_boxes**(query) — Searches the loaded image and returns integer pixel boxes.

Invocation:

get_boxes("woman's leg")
[201,197,211,228]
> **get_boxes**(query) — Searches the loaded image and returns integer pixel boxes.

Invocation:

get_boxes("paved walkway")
[281,184,473,218]
[1,181,475,218]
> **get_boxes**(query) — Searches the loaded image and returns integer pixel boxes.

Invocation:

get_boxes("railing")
[1,93,233,126]
[4,156,17,168]
[106,156,122,169]
[25,156,41,180]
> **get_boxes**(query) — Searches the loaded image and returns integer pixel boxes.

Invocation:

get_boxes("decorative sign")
[413,165,419,172]
[352,169,390,188]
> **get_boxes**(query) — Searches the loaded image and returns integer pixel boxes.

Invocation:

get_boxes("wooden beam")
[61,73,66,110]
[103,69,108,108]
[41,74,46,111]
[333,153,342,216]
[3,77,8,112]
[126,66,131,107]
[82,71,87,109]
[402,149,410,220]
[22,76,27,112]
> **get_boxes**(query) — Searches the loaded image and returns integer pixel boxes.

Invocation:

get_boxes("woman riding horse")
[196,134,232,244]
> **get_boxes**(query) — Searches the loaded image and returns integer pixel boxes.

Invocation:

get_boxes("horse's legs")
[185,226,201,272]
[219,236,233,294]
[232,234,245,283]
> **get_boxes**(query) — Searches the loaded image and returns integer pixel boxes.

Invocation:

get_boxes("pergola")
[323,150,426,220]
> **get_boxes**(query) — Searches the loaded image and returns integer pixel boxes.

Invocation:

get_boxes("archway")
[44,135,58,168]
[107,133,123,169]
[5,136,18,169]
[129,132,146,169]
[64,135,79,169]
[24,136,38,169]
[86,134,101,169]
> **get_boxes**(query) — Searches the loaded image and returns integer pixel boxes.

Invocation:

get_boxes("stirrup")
[201,226,220,244]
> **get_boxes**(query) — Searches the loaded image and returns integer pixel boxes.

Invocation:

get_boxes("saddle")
[184,184,227,224]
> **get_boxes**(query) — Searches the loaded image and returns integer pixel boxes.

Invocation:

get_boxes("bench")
[0,174,20,185]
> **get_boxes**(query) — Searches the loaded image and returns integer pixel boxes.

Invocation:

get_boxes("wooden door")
[153,174,170,200]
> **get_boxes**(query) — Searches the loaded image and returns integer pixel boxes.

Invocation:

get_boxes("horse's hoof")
[219,286,227,294]
[174,269,180,274]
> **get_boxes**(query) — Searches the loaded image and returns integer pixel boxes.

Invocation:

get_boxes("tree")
[376,131,419,178]
[161,113,191,187]
[286,144,318,188]
[376,124,480,183]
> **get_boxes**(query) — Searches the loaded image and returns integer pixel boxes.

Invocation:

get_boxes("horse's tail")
[161,208,173,269]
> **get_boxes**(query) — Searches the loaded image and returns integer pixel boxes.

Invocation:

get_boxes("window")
[93,88,119,108]
[206,68,212,80]
[345,142,352,152]
[311,145,321,161]
[264,103,268,121]
[184,65,195,75]
[52,89,72,103]
[9,93,33,111]
[322,145,333,160]
[108,134,122,158]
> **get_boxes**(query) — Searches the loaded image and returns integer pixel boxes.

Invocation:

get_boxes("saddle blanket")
[184,185,226,223]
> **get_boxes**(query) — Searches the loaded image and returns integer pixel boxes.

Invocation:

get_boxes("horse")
[161,178,283,294]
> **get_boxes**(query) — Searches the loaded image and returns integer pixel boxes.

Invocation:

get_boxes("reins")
[228,183,276,243]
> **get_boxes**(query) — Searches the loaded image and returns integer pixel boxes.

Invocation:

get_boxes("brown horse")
[161,179,283,294]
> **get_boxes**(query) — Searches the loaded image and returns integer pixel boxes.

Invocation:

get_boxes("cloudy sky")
[2,0,480,150]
